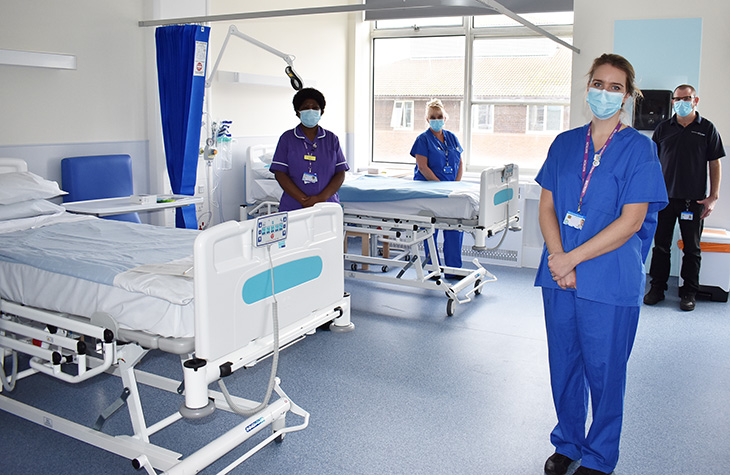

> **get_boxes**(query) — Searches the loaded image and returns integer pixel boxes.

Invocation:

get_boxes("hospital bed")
[245,145,520,316]
[0,158,353,474]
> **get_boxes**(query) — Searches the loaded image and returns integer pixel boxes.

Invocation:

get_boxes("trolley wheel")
[351,263,358,271]
[474,279,482,295]
[446,299,455,317]
[275,433,285,443]
[381,266,388,272]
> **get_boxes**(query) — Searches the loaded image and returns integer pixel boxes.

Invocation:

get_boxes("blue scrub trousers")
[542,287,639,473]
[424,229,463,269]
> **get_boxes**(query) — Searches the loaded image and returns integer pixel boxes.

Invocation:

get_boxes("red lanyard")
[578,121,622,213]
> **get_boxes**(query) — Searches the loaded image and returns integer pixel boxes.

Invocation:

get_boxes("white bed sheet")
[342,195,477,220]
[245,145,509,223]
[0,260,194,338]
[0,210,93,234]
[246,174,479,220]
[0,213,195,338]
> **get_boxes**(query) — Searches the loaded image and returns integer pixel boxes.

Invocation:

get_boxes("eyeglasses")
[672,95,694,102]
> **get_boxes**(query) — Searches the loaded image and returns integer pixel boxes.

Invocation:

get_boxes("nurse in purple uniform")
[270,88,349,212]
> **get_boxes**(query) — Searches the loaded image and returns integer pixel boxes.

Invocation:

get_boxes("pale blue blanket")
[0,220,198,286]
[338,175,477,202]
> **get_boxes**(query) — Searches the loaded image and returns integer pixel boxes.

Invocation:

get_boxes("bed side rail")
[0,299,116,386]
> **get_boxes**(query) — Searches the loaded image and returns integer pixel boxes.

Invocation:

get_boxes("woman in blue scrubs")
[536,54,668,475]
[410,98,464,269]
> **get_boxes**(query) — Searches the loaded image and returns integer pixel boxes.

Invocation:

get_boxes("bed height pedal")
[93,387,131,431]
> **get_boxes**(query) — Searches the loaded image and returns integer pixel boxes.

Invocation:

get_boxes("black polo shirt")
[651,113,725,200]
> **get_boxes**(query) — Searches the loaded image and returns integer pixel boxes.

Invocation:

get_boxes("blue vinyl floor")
[1,264,729,474]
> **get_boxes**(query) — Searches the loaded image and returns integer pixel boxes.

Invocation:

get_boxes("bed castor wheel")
[275,433,285,443]
[474,279,482,295]
[446,299,455,317]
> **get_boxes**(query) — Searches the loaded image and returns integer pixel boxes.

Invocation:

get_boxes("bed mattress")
[340,175,481,220]
[247,174,481,220]
[0,214,197,338]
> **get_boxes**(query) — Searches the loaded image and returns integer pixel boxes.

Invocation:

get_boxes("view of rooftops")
[372,13,574,172]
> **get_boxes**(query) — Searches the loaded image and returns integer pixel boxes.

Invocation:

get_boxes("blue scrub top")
[534,124,668,307]
[270,125,349,211]
[410,129,463,181]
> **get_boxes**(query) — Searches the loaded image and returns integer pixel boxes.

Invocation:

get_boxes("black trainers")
[643,286,665,305]
[680,294,696,311]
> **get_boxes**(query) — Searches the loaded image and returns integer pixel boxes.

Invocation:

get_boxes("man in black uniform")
[644,84,724,311]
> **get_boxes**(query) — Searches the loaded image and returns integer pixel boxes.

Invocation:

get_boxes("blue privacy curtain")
[155,25,210,228]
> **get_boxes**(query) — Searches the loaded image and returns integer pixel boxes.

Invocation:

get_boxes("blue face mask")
[586,88,625,120]
[673,100,694,117]
[299,109,321,128]
[429,119,445,132]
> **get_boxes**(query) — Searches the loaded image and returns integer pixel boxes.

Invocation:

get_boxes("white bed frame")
[0,158,353,474]
[244,146,520,316]
[342,165,520,317]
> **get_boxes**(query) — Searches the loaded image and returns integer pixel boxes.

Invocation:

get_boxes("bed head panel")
[0,158,29,174]
[478,164,520,232]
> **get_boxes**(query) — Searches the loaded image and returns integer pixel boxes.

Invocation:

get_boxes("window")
[473,104,494,131]
[390,100,414,129]
[372,35,465,164]
[371,13,573,172]
[527,105,564,133]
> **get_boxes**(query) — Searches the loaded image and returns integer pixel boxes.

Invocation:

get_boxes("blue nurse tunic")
[534,124,667,473]
[410,128,464,268]
[270,125,349,212]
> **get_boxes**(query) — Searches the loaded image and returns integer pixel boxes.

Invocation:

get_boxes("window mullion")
[463,16,474,172]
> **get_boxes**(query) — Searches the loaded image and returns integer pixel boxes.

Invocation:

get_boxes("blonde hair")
[425,98,449,120]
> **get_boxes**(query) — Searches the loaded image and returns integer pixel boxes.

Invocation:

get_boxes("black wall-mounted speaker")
[633,89,672,130]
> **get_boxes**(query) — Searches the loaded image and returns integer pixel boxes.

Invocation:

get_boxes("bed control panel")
[501,163,515,181]
[255,212,288,247]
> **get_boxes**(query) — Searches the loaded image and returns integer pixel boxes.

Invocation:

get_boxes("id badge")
[304,154,317,162]
[681,211,694,221]
[443,165,454,175]
[302,172,318,184]
[563,210,585,230]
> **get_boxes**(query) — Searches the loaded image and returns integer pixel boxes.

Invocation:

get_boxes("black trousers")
[648,198,704,296]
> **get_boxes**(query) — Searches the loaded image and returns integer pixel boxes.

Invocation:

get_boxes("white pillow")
[0,171,67,205]
[251,152,275,179]
[0,199,66,221]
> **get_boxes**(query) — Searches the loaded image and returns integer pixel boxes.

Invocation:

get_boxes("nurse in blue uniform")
[410,98,464,269]
[537,54,668,475]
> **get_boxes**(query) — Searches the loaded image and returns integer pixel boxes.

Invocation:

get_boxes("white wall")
[0,1,147,146]
[572,0,730,231]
